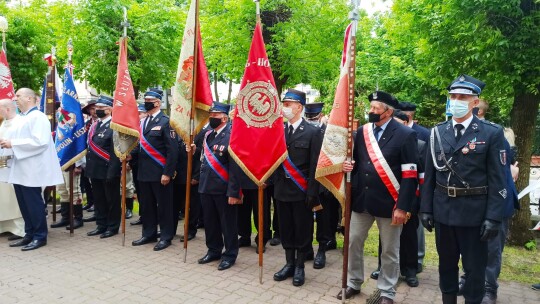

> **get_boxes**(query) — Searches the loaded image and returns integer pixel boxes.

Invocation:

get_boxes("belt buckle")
[447,186,457,197]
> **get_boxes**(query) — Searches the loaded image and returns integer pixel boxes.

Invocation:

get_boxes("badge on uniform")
[219,145,224,156]
[468,137,477,150]
[471,123,478,130]
[152,126,161,131]
[170,129,176,139]
[499,188,508,199]
[499,150,507,165]
[462,146,469,154]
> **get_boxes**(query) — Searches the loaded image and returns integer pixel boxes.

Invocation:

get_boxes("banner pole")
[69,166,74,236]
[258,185,264,284]
[121,160,127,246]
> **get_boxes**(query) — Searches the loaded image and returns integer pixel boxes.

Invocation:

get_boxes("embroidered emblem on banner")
[236,81,280,128]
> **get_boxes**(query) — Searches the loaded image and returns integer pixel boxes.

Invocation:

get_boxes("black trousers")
[400,215,419,277]
[237,188,272,245]
[276,199,313,253]
[200,193,238,262]
[132,166,141,216]
[14,185,47,241]
[139,181,174,241]
[91,178,121,232]
[172,182,200,236]
[315,190,339,245]
[80,170,94,206]
[435,222,487,304]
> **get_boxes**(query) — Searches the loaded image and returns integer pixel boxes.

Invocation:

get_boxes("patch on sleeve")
[170,129,176,139]
[499,150,506,165]
[499,188,508,199]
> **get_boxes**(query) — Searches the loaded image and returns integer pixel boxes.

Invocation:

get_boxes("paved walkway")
[0,210,538,304]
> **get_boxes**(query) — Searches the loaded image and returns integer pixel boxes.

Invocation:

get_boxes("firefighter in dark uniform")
[420,75,506,304]
[273,89,323,287]
[304,102,339,269]
[195,102,239,271]
[81,99,97,221]
[132,88,178,251]
[85,96,121,238]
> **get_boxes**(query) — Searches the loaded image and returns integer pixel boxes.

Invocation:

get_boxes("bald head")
[0,98,17,120]
[14,88,38,113]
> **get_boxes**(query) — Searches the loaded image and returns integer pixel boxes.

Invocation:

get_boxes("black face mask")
[144,102,156,111]
[95,109,107,118]
[368,109,388,123]
[209,117,222,129]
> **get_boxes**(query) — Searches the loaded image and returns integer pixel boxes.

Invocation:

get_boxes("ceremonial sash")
[140,121,166,168]
[88,122,110,162]
[282,156,308,193]
[364,124,400,203]
[203,130,229,183]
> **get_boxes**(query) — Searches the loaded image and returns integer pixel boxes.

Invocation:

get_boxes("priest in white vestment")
[0,99,25,238]
[0,89,63,251]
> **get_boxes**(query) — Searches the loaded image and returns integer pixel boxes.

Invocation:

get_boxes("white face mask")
[282,107,295,120]
[448,99,470,118]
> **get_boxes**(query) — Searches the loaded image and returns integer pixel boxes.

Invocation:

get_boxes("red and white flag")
[228,23,288,185]
[0,48,15,99]
[315,23,354,206]
[110,36,140,159]
[170,0,213,144]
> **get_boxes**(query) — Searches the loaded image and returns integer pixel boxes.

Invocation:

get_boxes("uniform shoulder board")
[435,120,449,127]
[480,119,502,129]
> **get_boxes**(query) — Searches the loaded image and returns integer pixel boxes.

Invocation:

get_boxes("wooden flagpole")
[120,7,130,246]
[45,47,58,223]
[183,0,201,263]
[67,39,75,237]
[254,0,264,284]
[341,1,359,302]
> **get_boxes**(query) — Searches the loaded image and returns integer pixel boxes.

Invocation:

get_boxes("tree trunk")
[213,70,219,102]
[509,90,539,245]
[227,79,233,103]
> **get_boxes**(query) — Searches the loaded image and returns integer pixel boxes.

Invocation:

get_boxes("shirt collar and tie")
[452,115,474,141]
[373,119,391,141]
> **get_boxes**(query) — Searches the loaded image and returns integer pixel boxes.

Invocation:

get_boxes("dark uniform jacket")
[412,122,430,142]
[198,123,236,196]
[137,112,178,182]
[85,119,121,180]
[420,116,506,226]
[352,118,418,218]
[273,119,323,202]
[411,139,426,215]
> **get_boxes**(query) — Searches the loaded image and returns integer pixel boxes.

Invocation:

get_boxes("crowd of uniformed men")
[0,73,522,304]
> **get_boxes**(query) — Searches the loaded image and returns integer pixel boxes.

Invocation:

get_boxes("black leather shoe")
[255,245,266,254]
[87,228,106,236]
[238,237,251,247]
[198,254,221,264]
[7,234,23,241]
[273,265,294,281]
[326,240,337,250]
[292,267,305,286]
[153,240,171,251]
[54,206,62,213]
[481,292,497,304]
[65,219,83,230]
[82,204,93,211]
[21,239,47,251]
[125,209,133,219]
[336,287,360,300]
[217,260,234,270]
[269,237,281,246]
[406,276,419,287]
[100,231,118,239]
[132,236,158,246]
[370,270,380,280]
[180,233,196,242]
[130,218,142,225]
[83,215,96,222]
[87,206,94,212]
[313,250,326,269]
[9,237,32,247]
[50,218,70,228]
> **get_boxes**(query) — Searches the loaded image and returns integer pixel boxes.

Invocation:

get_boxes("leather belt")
[436,183,488,197]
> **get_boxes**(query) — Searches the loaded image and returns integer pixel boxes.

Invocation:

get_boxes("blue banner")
[55,68,87,170]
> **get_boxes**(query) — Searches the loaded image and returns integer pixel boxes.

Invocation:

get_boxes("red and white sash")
[88,121,110,162]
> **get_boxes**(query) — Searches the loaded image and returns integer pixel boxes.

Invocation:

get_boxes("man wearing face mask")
[85,96,122,239]
[132,88,178,251]
[420,75,506,304]
[304,102,340,270]
[196,102,240,271]
[273,89,323,287]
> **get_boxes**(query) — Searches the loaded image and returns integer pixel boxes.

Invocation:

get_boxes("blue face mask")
[448,99,470,118]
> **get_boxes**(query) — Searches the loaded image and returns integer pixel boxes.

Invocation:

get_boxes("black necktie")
[96,121,102,130]
[455,124,464,142]
[374,126,383,142]
[287,125,294,142]
[207,130,216,142]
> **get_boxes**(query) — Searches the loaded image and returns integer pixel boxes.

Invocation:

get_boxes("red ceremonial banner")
[228,23,288,185]
[0,48,15,99]
[110,37,140,159]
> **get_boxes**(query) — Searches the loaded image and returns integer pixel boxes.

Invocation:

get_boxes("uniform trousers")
[200,193,238,262]
[237,188,271,245]
[485,217,509,293]
[80,171,94,206]
[435,222,487,304]
[417,214,426,265]
[399,215,419,277]
[275,200,313,253]
[173,182,200,236]
[91,177,121,232]
[13,185,48,241]
[348,211,402,299]
[315,190,339,246]
[139,181,174,241]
